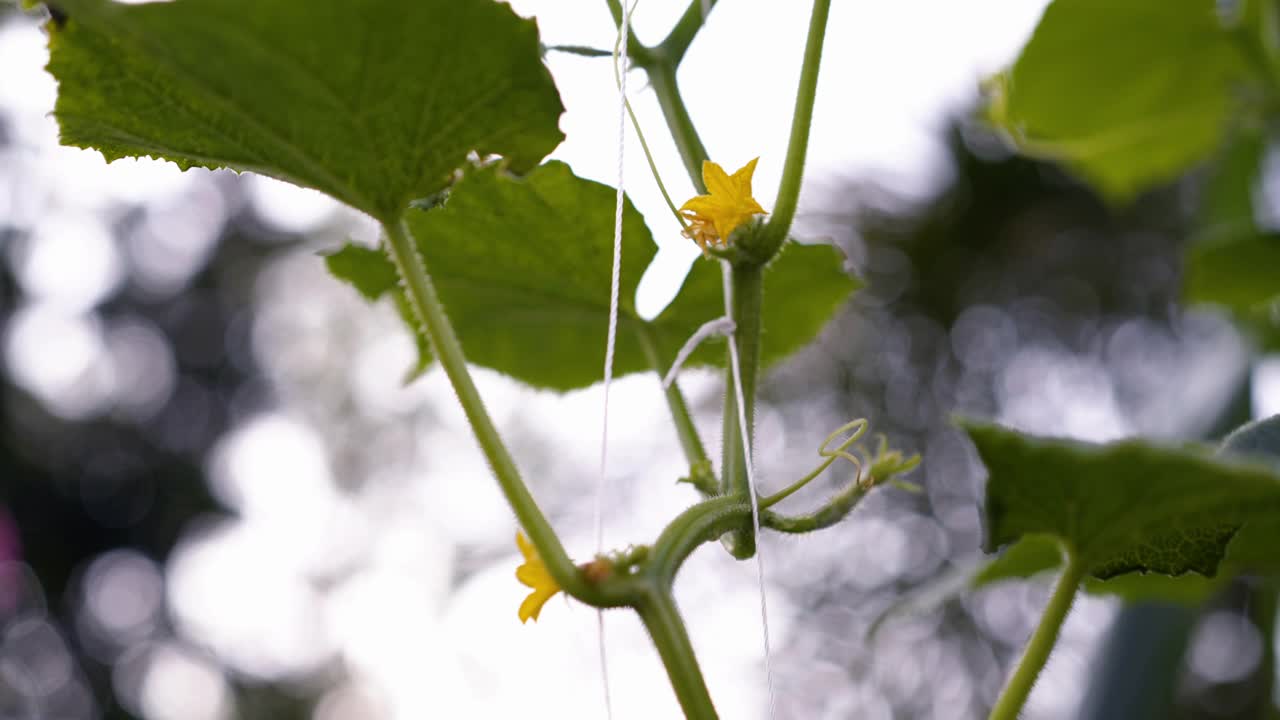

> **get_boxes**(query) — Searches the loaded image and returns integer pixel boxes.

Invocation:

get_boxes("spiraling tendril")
[762,419,919,509]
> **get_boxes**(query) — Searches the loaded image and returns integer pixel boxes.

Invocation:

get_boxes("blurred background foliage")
[3,0,1280,718]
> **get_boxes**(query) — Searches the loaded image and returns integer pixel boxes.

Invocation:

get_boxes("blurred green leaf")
[325,246,397,302]
[1184,126,1280,312]
[872,532,1215,636]
[1196,126,1265,244]
[1186,233,1280,311]
[45,0,564,222]
[327,162,860,390]
[1083,572,1221,605]
[973,533,1062,586]
[967,421,1280,580]
[989,0,1255,201]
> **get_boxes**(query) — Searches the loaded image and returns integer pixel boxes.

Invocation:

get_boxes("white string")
[592,3,633,718]
[721,260,776,717]
[661,316,736,389]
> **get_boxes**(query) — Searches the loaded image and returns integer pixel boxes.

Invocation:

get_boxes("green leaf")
[967,420,1280,581]
[972,534,1220,605]
[327,162,859,390]
[968,417,1280,605]
[1183,126,1280,312]
[325,246,397,302]
[989,0,1254,201]
[973,534,1063,586]
[45,0,564,222]
[1186,233,1280,311]
[872,533,1212,634]
[1196,126,1265,244]
[652,240,859,371]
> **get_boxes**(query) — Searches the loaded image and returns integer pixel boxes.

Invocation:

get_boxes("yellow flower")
[515,532,561,623]
[679,158,768,251]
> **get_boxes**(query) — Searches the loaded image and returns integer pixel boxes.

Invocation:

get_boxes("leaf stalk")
[989,547,1086,720]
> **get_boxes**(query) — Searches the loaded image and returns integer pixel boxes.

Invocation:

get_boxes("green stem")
[989,549,1086,720]
[636,324,710,470]
[546,44,613,58]
[721,263,763,558]
[650,495,752,581]
[648,61,710,192]
[603,0,656,68]
[659,0,719,65]
[759,482,870,534]
[763,0,831,247]
[382,220,614,606]
[636,587,720,719]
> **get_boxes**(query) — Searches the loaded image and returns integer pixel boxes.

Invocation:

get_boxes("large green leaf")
[44,0,564,222]
[989,0,1255,201]
[967,421,1280,580]
[326,162,860,390]
[880,418,1280,620]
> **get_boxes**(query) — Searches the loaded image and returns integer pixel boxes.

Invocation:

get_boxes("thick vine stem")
[648,61,711,192]
[381,220,628,607]
[720,263,763,559]
[651,495,755,583]
[988,548,1086,720]
[636,586,720,719]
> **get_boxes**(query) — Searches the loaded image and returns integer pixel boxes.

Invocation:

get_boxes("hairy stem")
[637,587,720,719]
[382,220,610,605]
[650,495,753,582]
[763,0,832,247]
[989,550,1086,720]
[720,263,763,558]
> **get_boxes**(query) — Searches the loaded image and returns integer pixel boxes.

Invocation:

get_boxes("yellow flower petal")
[516,531,536,561]
[702,159,738,200]
[519,585,559,623]
[679,158,768,249]
[514,532,562,624]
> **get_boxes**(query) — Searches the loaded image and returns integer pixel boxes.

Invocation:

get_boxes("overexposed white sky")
[519,0,1049,318]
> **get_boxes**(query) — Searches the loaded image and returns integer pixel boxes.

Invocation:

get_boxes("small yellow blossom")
[679,158,768,252]
[515,532,561,623]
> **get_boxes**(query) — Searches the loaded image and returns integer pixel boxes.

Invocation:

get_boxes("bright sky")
[516,0,1049,318]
